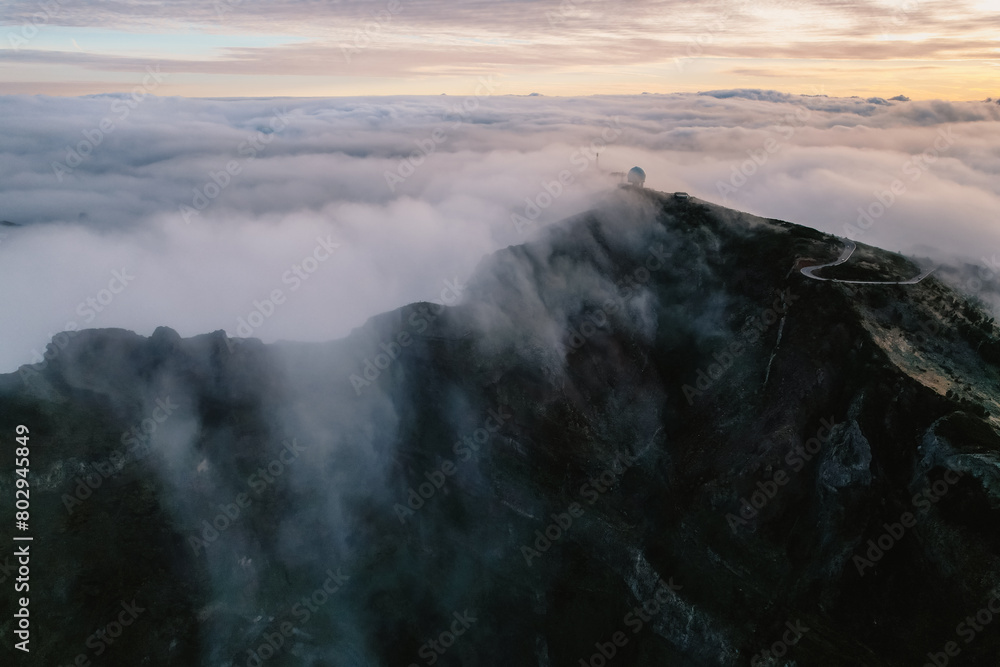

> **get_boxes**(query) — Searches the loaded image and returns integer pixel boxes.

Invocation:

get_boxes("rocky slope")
[2,187,1000,666]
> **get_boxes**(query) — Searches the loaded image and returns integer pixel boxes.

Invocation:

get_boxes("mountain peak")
[4,193,1000,665]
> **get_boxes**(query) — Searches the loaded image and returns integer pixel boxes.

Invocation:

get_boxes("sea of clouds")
[1,90,999,372]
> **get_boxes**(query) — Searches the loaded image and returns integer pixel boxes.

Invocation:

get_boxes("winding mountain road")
[800,239,935,285]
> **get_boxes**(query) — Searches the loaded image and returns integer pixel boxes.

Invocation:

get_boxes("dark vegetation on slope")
[2,188,1000,666]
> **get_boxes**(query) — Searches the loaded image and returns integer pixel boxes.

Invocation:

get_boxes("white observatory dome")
[627,166,646,187]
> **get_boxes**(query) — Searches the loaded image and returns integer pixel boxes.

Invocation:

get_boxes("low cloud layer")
[2,90,1000,372]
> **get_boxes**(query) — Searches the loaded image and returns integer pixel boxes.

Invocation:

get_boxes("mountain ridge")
[3,187,1000,666]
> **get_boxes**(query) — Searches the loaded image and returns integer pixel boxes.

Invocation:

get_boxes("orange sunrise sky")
[0,0,997,99]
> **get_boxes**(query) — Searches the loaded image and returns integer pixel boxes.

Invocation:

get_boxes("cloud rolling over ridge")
[1,90,999,372]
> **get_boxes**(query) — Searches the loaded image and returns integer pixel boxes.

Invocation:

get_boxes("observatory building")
[627,166,646,187]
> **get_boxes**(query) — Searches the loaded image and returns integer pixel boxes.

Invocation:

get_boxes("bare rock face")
[819,418,873,490]
[3,188,1000,666]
